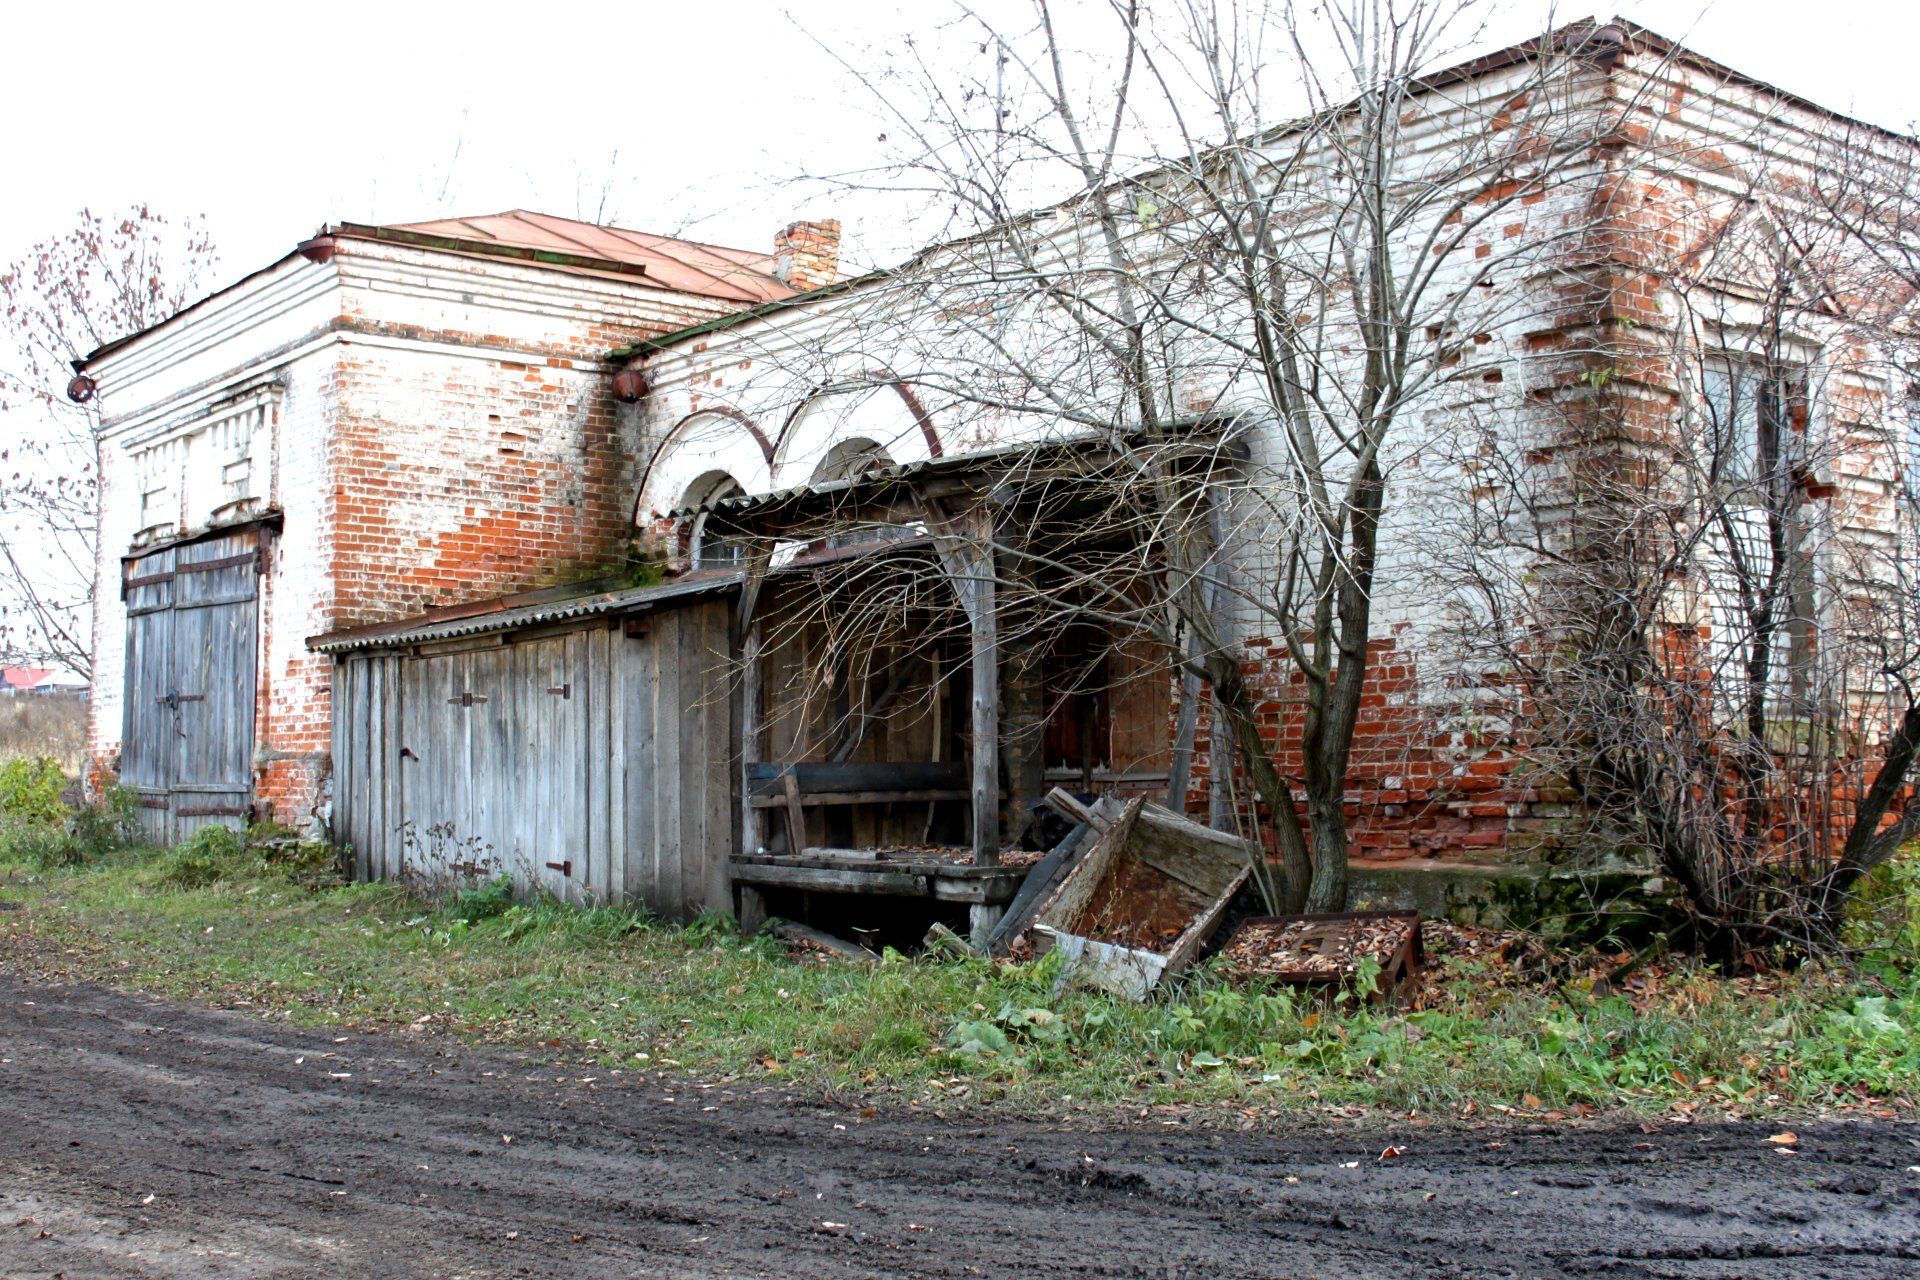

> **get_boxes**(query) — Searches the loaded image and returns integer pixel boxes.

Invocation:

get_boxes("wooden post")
[967,541,999,866]
[740,619,765,856]
[928,501,1000,868]
[967,902,1006,948]
[1207,688,1238,833]
[737,884,769,934]
[1167,658,1202,812]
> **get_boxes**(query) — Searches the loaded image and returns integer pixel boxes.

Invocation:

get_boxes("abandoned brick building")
[85,21,1920,929]
[80,210,836,841]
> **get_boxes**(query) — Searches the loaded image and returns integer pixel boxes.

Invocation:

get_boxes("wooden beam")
[925,499,1001,868]
[730,861,929,896]
[735,542,773,635]
[740,619,765,855]
[748,788,969,808]
[1043,786,1099,829]
[1167,641,1203,811]
[780,766,807,856]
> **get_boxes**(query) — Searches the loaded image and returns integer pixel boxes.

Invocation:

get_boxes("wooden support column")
[928,501,1000,868]
[740,620,765,855]
[1167,621,1203,812]
[737,543,773,858]
[967,542,1000,866]
[967,902,1006,948]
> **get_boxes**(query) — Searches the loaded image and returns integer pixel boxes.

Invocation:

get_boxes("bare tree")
[1432,107,1920,960]
[731,2,1636,910]
[0,206,219,679]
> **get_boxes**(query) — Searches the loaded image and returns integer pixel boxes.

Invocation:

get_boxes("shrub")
[158,825,252,888]
[249,823,346,886]
[446,875,515,924]
[67,786,141,862]
[0,756,70,826]
[0,817,80,868]
[1852,845,1920,961]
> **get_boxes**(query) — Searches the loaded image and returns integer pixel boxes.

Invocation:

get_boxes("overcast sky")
[4,0,1915,286]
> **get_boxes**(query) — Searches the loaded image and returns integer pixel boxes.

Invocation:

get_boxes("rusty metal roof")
[308,571,741,654]
[353,210,796,304]
[80,211,795,369]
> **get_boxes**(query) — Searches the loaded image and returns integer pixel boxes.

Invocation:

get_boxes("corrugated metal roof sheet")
[666,437,1114,521]
[309,572,741,654]
[665,430,1238,523]
[377,211,796,304]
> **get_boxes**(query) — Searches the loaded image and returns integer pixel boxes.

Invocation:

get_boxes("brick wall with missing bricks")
[89,233,766,835]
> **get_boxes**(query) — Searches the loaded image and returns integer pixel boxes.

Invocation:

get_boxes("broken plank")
[771,920,879,963]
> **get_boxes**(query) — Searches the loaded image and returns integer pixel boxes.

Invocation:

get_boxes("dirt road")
[1,975,1917,1279]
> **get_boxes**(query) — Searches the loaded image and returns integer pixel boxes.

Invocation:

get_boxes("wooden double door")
[121,529,264,843]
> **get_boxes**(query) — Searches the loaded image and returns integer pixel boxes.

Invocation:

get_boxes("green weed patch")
[0,852,1914,1121]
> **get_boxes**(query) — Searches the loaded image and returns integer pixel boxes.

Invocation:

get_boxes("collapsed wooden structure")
[318,437,1238,940]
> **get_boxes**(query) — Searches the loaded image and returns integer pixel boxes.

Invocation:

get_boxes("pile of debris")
[1220,911,1422,1003]
[773,788,1445,1007]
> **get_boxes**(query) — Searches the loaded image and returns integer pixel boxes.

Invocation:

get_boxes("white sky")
[3,0,1914,285]
[0,0,1912,670]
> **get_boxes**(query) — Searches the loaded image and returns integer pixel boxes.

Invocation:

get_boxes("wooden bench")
[745,761,969,854]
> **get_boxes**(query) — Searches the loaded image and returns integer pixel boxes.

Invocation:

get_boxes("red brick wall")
[326,351,635,626]
[1183,634,1562,867]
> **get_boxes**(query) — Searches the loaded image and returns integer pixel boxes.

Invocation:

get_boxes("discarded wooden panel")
[1027,796,1251,998]
[771,920,879,964]
[984,794,1123,957]
[1220,910,1423,1005]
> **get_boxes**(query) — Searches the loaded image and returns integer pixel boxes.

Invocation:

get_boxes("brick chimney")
[773,219,841,292]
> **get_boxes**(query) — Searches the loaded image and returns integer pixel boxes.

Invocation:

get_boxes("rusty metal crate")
[1220,909,1423,1005]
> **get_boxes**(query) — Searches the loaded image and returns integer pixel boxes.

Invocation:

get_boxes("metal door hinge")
[545,860,573,877]
[545,683,571,699]
[447,692,489,707]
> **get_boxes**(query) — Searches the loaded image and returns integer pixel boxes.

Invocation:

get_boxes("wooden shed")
[315,573,740,917]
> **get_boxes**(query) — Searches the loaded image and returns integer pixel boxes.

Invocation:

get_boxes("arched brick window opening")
[810,437,894,484]
[681,471,746,569]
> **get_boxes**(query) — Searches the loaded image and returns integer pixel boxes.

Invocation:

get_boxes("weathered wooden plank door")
[121,531,262,842]
[393,638,588,897]
[518,634,588,902]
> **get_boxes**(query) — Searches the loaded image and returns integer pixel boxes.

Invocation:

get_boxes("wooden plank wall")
[329,598,736,919]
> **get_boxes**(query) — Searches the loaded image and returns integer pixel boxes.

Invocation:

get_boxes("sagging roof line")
[668,420,1243,524]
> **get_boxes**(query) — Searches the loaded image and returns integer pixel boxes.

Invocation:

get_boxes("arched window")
[682,472,746,569]
[810,437,893,484]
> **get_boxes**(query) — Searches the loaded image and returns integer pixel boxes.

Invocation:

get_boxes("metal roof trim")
[309,572,742,654]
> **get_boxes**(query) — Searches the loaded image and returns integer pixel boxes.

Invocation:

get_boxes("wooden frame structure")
[701,435,1232,942]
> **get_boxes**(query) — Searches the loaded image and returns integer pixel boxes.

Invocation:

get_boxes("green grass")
[1,844,1916,1121]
